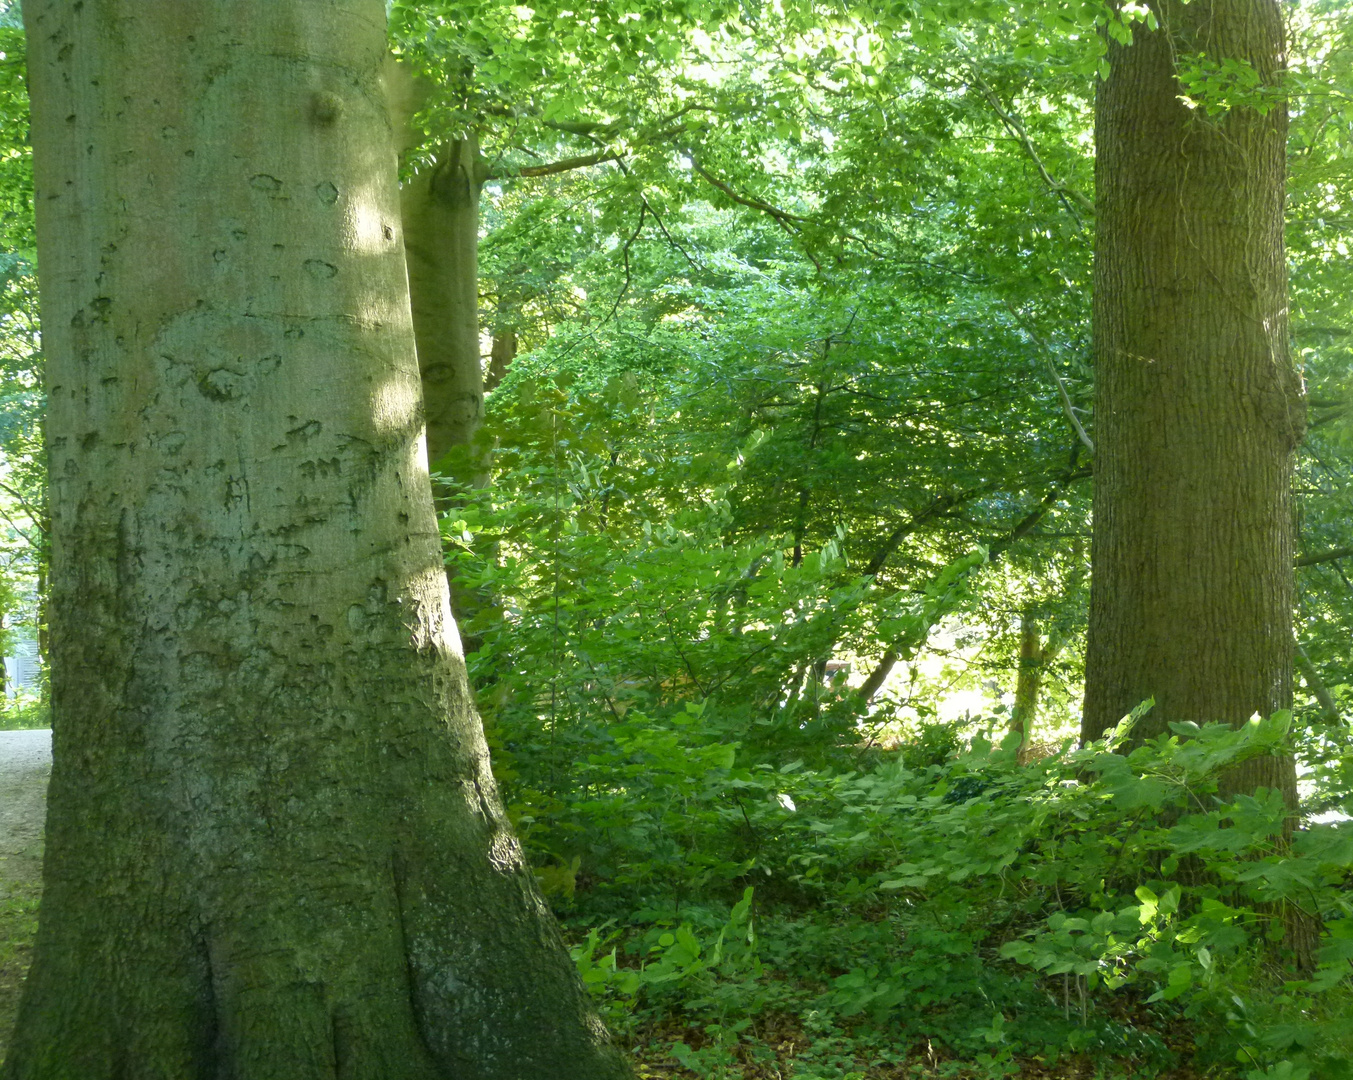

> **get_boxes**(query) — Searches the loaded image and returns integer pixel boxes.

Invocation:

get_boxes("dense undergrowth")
[535,711,1353,1079]
[439,368,1353,1078]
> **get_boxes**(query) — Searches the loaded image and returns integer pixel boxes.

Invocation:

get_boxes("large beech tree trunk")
[1081,0,1304,798]
[5,4,630,1077]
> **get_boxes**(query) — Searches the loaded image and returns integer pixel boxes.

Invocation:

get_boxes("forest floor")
[0,728,47,1062]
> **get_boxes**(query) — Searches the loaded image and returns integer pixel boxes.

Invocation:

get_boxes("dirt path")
[0,728,49,1061]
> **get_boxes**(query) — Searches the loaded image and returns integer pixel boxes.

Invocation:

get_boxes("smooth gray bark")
[4,4,631,1076]
[401,135,489,475]
[385,59,489,475]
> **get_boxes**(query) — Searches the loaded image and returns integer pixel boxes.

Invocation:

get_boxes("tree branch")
[0,481,45,538]
[689,158,825,270]
[986,464,1091,561]
[508,148,626,178]
[603,204,646,323]
[615,159,702,272]
[861,484,999,578]
[1296,545,1353,567]
[489,123,689,180]
[858,647,899,703]
[1003,302,1095,454]
[856,461,1090,704]
[1295,641,1341,724]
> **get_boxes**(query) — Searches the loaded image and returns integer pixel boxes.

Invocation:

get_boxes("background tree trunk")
[485,325,518,393]
[385,61,494,639]
[401,137,488,476]
[6,4,630,1076]
[1081,0,1303,803]
[1011,615,1042,759]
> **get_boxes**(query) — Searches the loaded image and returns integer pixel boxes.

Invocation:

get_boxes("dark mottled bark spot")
[199,369,244,402]
[310,92,343,126]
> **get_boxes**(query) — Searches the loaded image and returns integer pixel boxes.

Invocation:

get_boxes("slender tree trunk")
[1010,615,1043,757]
[485,325,517,393]
[385,63,496,643]
[791,485,809,568]
[1082,0,1303,805]
[1010,615,1064,762]
[401,140,492,639]
[6,4,629,1076]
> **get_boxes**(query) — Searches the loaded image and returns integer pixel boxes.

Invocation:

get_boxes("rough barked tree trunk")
[5,4,631,1077]
[1082,0,1304,803]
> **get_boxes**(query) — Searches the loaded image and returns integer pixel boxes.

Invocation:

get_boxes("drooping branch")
[859,479,1015,579]
[986,463,1092,561]
[689,159,815,231]
[688,157,893,267]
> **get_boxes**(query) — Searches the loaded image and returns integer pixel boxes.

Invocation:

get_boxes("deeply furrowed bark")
[4,4,630,1076]
[1081,0,1303,804]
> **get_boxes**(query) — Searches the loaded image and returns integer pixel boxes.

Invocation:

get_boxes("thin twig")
[0,482,44,535]
[1004,302,1095,454]
[603,204,647,324]
[969,71,1095,224]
